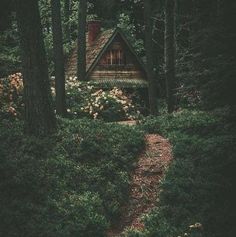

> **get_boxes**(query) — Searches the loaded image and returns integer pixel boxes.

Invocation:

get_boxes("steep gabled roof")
[66,29,115,77]
[66,27,146,80]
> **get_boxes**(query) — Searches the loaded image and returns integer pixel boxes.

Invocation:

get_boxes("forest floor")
[107,132,173,237]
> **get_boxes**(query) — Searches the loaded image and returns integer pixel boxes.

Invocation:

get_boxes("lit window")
[102,49,125,65]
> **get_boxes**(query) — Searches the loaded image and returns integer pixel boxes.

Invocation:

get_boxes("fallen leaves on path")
[107,134,173,237]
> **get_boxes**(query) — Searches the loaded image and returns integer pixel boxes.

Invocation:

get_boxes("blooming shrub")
[66,77,141,122]
[0,72,24,120]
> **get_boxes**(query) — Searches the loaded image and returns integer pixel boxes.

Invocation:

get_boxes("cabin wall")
[88,35,146,81]
[88,65,145,81]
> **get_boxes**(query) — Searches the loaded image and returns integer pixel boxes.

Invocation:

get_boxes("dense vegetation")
[0,0,235,236]
[0,119,144,236]
[134,110,235,237]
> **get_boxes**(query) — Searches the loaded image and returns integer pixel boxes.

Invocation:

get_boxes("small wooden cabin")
[66,20,148,89]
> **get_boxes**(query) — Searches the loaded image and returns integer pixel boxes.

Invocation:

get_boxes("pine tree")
[51,0,66,115]
[64,0,71,44]
[165,0,176,113]
[77,0,87,81]
[144,0,159,115]
[15,0,56,136]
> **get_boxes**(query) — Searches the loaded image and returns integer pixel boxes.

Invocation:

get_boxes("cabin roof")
[66,27,147,87]
[66,29,115,77]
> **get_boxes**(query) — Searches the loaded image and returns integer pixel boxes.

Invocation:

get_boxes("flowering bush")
[0,72,24,120]
[66,77,141,122]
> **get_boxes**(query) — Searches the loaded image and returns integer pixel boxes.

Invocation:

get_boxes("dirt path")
[107,134,173,237]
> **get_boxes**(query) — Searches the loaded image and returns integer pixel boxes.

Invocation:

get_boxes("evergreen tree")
[144,0,159,115]
[51,0,66,115]
[77,0,87,81]
[15,0,56,136]
[64,0,71,44]
[164,0,176,113]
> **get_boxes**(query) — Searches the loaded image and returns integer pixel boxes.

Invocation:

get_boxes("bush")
[57,118,145,219]
[0,118,145,236]
[66,77,141,121]
[0,72,23,120]
[135,109,236,237]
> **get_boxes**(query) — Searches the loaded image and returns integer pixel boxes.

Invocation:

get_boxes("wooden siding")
[88,35,146,82]
[65,28,147,87]
[89,67,145,81]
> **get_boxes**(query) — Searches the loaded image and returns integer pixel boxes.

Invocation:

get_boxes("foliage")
[0,16,21,77]
[0,72,24,120]
[0,118,145,236]
[136,109,236,237]
[117,13,144,56]
[122,228,145,237]
[66,77,141,121]
[175,0,236,110]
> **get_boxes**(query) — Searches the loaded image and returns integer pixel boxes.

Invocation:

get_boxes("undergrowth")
[126,109,236,237]
[0,118,144,237]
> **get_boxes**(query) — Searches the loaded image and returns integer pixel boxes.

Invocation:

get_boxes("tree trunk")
[165,0,176,113]
[64,0,71,44]
[15,0,56,136]
[77,0,87,81]
[51,0,66,116]
[144,0,159,115]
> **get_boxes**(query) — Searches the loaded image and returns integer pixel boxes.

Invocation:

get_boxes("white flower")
[93,112,98,119]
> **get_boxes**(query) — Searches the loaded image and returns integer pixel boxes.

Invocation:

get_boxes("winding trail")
[107,134,173,236]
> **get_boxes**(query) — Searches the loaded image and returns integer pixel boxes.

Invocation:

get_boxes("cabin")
[66,20,148,89]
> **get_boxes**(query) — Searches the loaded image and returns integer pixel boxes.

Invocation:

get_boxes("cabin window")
[102,49,125,65]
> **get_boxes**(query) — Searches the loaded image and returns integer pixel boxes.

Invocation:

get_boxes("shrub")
[66,77,141,121]
[57,118,145,219]
[0,72,23,120]
[135,110,236,237]
[0,118,145,236]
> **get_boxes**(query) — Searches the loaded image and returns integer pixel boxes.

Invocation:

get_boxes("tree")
[144,0,159,115]
[64,0,71,44]
[15,0,56,136]
[164,0,176,113]
[0,0,13,31]
[77,0,87,81]
[51,0,66,115]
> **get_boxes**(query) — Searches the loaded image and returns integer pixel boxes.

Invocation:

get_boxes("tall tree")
[64,0,71,44]
[15,0,56,136]
[77,0,87,81]
[164,0,176,113]
[51,0,66,115]
[144,0,159,115]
